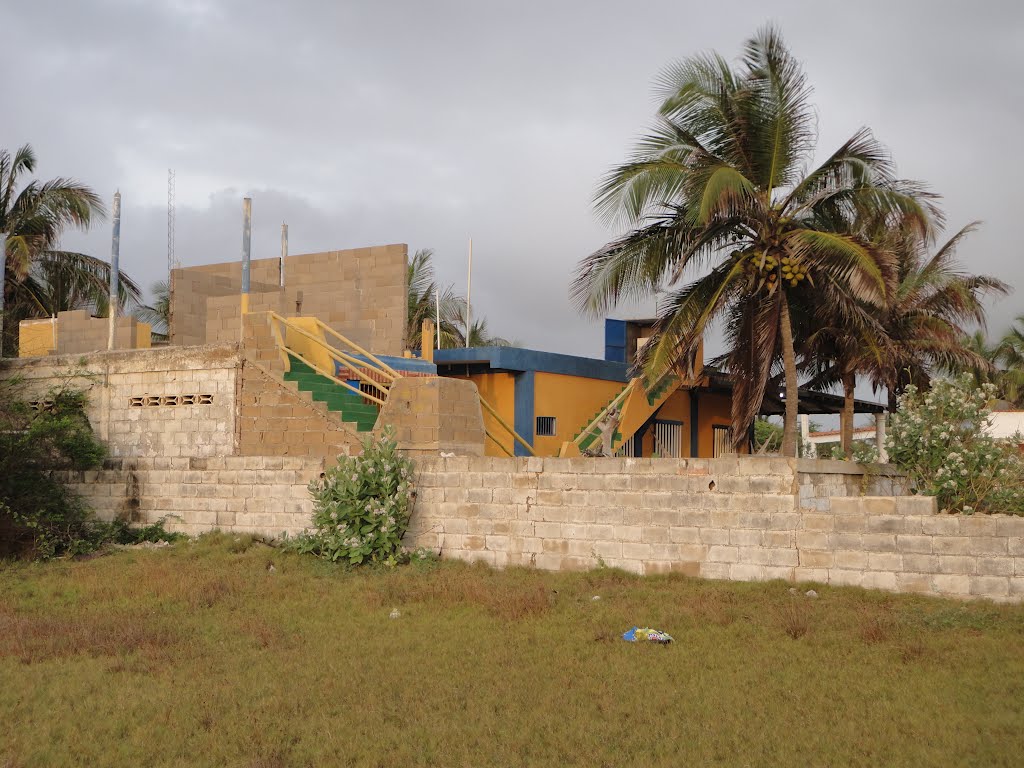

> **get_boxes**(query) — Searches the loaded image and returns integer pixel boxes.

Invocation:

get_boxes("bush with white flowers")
[298,428,416,564]
[886,375,1024,515]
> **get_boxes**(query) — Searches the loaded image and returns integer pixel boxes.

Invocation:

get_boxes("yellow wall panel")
[533,372,624,456]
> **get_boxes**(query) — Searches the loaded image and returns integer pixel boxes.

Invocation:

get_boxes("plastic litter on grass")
[622,627,673,644]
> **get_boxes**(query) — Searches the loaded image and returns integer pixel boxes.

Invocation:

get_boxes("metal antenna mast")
[167,169,177,274]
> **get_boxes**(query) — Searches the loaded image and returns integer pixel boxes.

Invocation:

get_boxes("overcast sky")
[6,0,1023,371]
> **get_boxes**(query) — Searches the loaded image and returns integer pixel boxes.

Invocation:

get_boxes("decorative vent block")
[128,394,215,407]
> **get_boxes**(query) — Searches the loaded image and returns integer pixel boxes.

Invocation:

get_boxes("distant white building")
[987,411,1024,442]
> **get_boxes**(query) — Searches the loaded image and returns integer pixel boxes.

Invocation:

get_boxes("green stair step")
[283,354,379,431]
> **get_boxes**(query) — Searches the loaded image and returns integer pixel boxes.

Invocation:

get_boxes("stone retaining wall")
[53,455,1024,602]
[2,345,240,458]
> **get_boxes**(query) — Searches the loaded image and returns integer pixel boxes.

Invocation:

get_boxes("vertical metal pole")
[0,232,6,357]
[280,222,287,288]
[435,289,441,349]
[107,191,121,351]
[465,237,472,348]
[241,197,251,316]
[875,412,888,463]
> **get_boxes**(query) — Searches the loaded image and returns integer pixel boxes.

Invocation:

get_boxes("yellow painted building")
[434,334,750,459]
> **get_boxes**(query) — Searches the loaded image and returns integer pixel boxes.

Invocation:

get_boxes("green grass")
[2,537,1023,767]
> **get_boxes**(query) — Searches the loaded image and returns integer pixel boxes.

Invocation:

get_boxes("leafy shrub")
[0,376,110,558]
[886,375,1024,514]
[291,429,416,565]
[106,516,185,545]
[824,440,879,463]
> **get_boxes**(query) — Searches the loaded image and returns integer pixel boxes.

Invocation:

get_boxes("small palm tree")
[451,305,513,348]
[960,317,1024,406]
[572,27,935,455]
[867,223,1006,410]
[405,248,463,352]
[0,144,141,353]
[995,317,1024,404]
[133,280,170,341]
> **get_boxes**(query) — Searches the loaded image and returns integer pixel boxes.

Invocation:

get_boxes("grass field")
[2,535,1023,767]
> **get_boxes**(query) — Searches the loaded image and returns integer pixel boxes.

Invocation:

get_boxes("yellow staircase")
[559,370,683,457]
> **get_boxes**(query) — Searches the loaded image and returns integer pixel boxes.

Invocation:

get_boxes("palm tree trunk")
[778,290,799,457]
[841,370,856,457]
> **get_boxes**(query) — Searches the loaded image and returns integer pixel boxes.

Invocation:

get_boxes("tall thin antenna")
[466,237,473,348]
[167,169,176,275]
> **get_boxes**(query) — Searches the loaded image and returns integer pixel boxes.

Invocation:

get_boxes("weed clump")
[286,429,415,566]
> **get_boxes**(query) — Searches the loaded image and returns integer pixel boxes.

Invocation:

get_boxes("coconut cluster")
[743,250,809,291]
[780,256,807,287]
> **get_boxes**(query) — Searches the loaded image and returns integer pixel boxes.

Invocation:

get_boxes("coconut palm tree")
[802,304,887,456]
[405,248,463,352]
[450,306,513,348]
[0,144,141,353]
[957,317,1024,405]
[995,316,1024,404]
[865,223,1006,411]
[133,280,170,342]
[571,26,936,455]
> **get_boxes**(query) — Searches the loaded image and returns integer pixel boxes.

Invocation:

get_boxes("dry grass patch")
[1,538,1023,767]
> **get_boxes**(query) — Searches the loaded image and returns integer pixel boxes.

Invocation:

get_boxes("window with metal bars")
[713,425,734,457]
[535,416,557,437]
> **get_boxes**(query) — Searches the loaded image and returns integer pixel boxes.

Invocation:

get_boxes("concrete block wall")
[53,310,151,355]
[237,360,361,459]
[50,454,1024,601]
[2,345,240,459]
[169,244,408,355]
[375,376,486,457]
[55,456,323,538]
[19,310,151,357]
[407,456,1024,603]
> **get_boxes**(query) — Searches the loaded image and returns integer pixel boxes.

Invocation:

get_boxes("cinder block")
[937,555,977,575]
[932,536,971,555]
[969,576,1009,597]
[834,550,868,570]
[793,567,828,583]
[707,545,739,563]
[800,550,833,568]
[922,516,959,536]
[976,557,1013,577]
[902,554,938,572]
[621,542,652,560]
[867,552,902,571]
[669,526,701,544]
[896,534,933,554]
[730,563,766,581]
[968,537,1008,556]
[862,571,898,591]
[730,529,763,547]
[699,562,731,580]
[828,569,864,587]
[862,534,897,553]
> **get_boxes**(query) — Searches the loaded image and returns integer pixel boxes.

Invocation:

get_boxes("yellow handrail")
[572,380,635,447]
[281,345,387,407]
[313,317,400,380]
[268,312,390,397]
[479,395,536,457]
[265,314,291,371]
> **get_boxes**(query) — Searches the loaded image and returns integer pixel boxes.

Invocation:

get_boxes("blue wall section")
[513,370,535,457]
[434,346,629,383]
[604,319,627,363]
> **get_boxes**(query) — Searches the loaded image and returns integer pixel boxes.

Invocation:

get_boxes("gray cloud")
[7,0,1023,366]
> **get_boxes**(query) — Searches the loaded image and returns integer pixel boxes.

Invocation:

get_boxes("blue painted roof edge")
[351,354,436,373]
[434,346,629,383]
